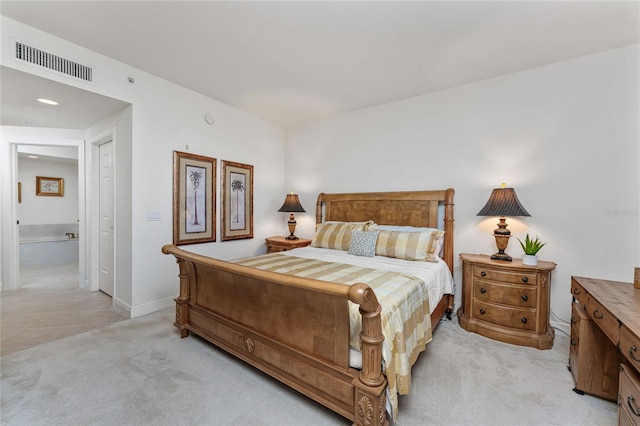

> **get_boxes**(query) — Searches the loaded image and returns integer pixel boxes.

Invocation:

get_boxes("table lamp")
[278,192,305,240]
[477,183,531,261]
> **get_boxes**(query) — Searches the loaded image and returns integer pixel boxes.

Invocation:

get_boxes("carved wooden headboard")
[315,189,455,274]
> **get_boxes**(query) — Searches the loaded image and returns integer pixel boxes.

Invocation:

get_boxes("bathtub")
[19,224,79,267]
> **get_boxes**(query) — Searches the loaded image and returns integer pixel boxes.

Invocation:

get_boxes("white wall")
[18,156,78,225]
[286,44,640,325]
[1,17,286,317]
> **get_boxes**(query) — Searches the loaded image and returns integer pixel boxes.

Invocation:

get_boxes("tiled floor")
[0,262,127,356]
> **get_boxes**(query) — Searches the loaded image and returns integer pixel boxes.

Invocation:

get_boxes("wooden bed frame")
[162,189,454,426]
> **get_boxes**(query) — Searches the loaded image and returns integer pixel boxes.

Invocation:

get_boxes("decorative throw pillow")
[311,222,366,251]
[427,230,445,261]
[348,231,379,257]
[375,229,444,262]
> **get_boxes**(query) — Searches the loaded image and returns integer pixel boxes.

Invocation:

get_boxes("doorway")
[17,145,81,290]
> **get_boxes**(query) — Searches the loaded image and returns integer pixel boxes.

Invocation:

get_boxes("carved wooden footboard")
[162,244,389,426]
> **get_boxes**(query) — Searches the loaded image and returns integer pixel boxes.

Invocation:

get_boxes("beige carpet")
[1,307,617,425]
[0,262,127,356]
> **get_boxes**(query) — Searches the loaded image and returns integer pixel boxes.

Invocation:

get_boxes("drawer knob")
[521,294,528,302]
[480,309,486,315]
[630,345,640,362]
[571,316,577,324]
[572,288,580,295]
[521,277,528,283]
[480,288,487,294]
[570,338,577,346]
[521,317,528,324]
[593,309,604,319]
[628,395,640,417]
[481,271,487,277]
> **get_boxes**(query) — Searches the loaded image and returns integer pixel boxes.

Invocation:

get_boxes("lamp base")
[491,252,513,261]
[285,234,299,240]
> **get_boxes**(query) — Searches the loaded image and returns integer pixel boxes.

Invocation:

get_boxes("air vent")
[14,41,93,83]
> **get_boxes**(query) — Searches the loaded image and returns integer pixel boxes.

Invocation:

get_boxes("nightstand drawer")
[586,294,619,345]
[619,364,640,425]
[473,266,537,286]
[267,243,288,253]
[473,279,537,308]
[621,325,640,373]
[472,300,535,331]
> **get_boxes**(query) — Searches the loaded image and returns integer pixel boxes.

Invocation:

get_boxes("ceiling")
[1,66,130,129]
[1,1,639,129]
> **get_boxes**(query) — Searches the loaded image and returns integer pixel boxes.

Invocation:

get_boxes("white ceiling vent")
[14,41,93,83]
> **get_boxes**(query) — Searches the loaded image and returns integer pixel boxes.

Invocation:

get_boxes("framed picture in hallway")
[221,160,253,241]
[36,176,64,196]
[172,151,216,246]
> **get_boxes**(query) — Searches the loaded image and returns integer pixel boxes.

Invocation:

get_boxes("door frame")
[0,135,85,291]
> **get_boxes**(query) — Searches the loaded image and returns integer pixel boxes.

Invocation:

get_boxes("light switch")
[146,211,161,221]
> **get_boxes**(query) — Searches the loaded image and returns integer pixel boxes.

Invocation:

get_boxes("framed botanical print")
[172,151,216,245]
[221,160,253,241]
[36,176,64,196]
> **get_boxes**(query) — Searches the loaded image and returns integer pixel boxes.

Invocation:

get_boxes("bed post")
[443,188,455,317]
[349,284,389,426]
[315,192,325,226]
[162,244,190,338]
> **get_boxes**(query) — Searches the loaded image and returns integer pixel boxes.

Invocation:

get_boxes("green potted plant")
[518,234,546,266]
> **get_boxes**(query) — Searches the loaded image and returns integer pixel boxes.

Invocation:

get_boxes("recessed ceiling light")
[37,98,58,105]
[28,155,39,159]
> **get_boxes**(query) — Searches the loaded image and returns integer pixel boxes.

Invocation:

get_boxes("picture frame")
[172,151,217,246]
[36,176,64,196]
[221,160,253,241]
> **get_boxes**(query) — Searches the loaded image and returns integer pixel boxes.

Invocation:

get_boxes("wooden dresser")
[569,276,640,425]
[458,253,556,350]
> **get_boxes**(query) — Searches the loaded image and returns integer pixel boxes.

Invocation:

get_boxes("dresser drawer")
[472,300,535,331]
[586,294,620,344]
[473,266,537,285]
[570,277,587,306]
[621,325,640,373]
[619,364,640,426]
[474,279,537,308]
[569,306,580,382]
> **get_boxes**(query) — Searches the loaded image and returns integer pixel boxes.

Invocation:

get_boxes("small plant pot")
[522,254,538,266]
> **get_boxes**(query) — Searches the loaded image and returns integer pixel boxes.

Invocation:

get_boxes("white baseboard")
[113,296,175,319]
[131,296,176,318]
[113,297,132,318]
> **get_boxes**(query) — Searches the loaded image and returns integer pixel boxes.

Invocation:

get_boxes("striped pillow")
[311,222,367,251]
[375,229,444,262]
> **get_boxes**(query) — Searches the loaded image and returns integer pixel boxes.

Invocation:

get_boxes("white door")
[99,141,115,296]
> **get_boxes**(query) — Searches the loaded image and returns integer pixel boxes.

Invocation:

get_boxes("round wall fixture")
[204,113,215,125]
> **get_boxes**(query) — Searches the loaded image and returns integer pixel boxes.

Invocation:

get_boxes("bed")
[162,189,455,426]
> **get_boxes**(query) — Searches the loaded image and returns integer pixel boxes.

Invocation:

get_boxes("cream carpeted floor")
[0,262,127,356]
[0,264,618,425]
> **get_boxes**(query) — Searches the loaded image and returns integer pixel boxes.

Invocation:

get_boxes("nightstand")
[265,236,312,253]
[457,253,557,350]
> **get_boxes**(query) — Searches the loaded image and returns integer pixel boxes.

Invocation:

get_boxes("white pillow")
[370,224,439,233]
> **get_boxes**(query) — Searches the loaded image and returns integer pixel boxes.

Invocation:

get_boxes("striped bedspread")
[233,249,444,420]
